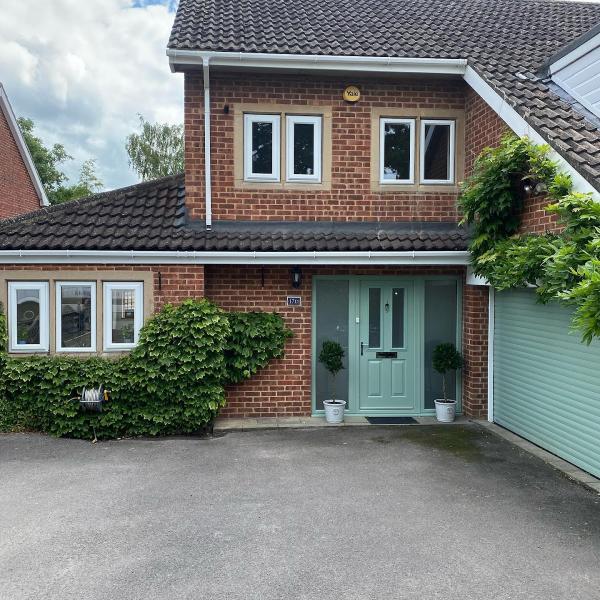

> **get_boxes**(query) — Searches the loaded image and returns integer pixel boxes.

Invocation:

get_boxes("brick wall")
[185,72,467,221]
[205,265,488,418]
[0,108,41,219]
[0,264,205,312]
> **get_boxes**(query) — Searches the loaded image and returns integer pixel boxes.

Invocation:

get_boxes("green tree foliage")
[125,114,184,180]
[432,343,463,402]
[0,299,292,439]
[318,340,345,399]
[18,118,103,205]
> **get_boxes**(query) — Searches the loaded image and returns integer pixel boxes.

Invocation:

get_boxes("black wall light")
[291,266,303,289]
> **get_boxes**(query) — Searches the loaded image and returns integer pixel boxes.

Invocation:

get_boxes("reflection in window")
[252,121,273,174]
[104,282,143,350]
[16,288,40,345]
[59,283,94,349]
[421,120,454,183]
[381,119,414,182]
[111,289,136,344]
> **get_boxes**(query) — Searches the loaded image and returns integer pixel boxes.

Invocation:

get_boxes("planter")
[323,399,346,424]
[434,399,456,423]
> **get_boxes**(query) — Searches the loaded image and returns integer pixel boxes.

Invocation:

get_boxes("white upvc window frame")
[419,118,456,185]
[379,117,415,185]
[7,281,49,353]
[286,115,322,182]
[103,282,144,352]
[243,113,281,181]
[55,281,96,353]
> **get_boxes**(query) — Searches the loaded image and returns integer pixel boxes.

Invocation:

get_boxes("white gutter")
[487,287,495,422]
[0,249,470,265]
[202,57,212,230]
[167,49,468,75]
[464,66,599,197]
[0,84,49,207]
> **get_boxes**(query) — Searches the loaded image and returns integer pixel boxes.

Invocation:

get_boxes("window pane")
[383,122,411,180]
[424,280,457,409]
[392,288,404,348]
[252,121,273,174]
[16,288,40,345]
[111,289,136,344]
[423,123,451,181]
[315,280,349,410]
[368,288,381,348]
[293,123,315,175]
[60,285,93,348]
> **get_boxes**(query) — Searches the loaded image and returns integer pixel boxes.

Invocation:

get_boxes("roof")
[0,83,48,207]
[0,174,468,252]
[169,0,600,191]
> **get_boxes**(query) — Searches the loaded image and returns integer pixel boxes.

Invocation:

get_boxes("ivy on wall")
[459,134,600,343]
[0,299,292,439]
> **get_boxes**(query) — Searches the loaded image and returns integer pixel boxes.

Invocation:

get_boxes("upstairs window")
[243,114,280,181]
[286,115,322,182]
[7,281,49,353]
[56,281,96,352]
[379,118,415,184]
[420,119,455,184]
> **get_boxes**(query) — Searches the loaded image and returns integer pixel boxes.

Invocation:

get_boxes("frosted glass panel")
[315,280,349,410]
[16,288,40,345]
[424,280,458,410]
[368,288,381,348]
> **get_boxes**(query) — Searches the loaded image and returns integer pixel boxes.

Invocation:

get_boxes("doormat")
[366,417,418,425]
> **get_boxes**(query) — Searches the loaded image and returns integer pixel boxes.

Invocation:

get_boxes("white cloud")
[0,0,182,190]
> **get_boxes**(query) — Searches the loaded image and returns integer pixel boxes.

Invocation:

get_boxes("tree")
[125,114,184,180]
[18,117,103,205]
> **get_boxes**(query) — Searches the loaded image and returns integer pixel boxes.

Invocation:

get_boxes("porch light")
[291,266,303,289]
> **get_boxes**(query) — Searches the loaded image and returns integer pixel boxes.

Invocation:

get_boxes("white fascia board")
[0,84,49,207]
[0,250,470,265]
[167,49,467,75]
[464,66,599,197]
[548,30,600,76]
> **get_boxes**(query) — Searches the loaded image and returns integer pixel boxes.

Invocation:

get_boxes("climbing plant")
[459,134,600,343]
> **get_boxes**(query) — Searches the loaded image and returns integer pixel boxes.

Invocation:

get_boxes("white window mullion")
[7,281,49,353]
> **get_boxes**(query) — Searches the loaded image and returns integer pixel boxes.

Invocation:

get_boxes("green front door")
[359,281,416,412]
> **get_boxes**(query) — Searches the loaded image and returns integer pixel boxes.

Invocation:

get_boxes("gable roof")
[169,0,600,192]
[0,174,468,253]
[0,83,48,207]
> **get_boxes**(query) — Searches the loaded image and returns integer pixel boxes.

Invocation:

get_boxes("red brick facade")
[185,72,466,221]
[0,107,41,219]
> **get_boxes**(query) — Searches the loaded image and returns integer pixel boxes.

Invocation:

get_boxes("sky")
[0,0,182,190]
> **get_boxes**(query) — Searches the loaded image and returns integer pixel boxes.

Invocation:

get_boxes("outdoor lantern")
[291,266,303,289]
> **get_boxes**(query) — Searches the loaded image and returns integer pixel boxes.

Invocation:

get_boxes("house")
[1,0,600,473]
[0,83,48,218]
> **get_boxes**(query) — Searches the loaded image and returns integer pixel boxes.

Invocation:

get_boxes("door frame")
[311,274,463,417]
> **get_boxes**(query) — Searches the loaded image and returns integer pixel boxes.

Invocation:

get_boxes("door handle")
[361,342,364,356]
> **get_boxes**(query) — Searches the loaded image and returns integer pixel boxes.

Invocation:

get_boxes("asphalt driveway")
[1,425,600,600]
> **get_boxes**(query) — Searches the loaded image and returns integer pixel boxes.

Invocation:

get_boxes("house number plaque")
[287,296,302,306]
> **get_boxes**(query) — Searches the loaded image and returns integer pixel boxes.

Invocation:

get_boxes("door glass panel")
[423,123,451,181]
[392,288,404,348]
[424,280,457,409]
[111,289,137,344]
[252,121,273,174]
[293,123,315,175]
[368,287,381,348]
[16,288,40,345]
[60,284,93,348]
[315,280,349,410]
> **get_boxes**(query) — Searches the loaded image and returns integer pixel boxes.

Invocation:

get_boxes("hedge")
[0,298,292,439]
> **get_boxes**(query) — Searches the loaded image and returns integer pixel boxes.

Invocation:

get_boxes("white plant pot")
[434,399,456,423]
[323,399,346,424]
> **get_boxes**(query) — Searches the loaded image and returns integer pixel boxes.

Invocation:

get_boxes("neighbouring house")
[1,0,600,473]
[0,83,48,218]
